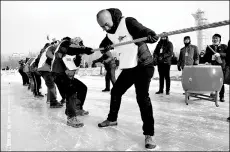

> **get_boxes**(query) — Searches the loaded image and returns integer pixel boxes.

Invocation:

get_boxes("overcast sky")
[1,1,229,56]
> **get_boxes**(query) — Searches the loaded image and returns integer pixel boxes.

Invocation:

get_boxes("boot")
[35,92,44,97]
[67,116,84,128]
[145,135,157,149]
[155,90,163,94]
[102,88,110,92]
[50,101,63,108]
[98,120,117,128]
[219,97,225,102]
[76,109,89,116]
[60,99,66,104]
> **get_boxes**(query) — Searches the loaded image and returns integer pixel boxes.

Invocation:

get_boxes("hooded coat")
[99,8,158,67]
[51,39,93,74]
[153,36,173,65]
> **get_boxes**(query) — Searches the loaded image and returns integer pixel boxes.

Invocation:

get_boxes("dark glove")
[147,34,159,44]
[177,65,181,71]
[101,45,114,53]
[84,47,94,55]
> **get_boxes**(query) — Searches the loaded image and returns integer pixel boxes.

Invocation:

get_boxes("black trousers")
[53,73,87,118]
[219,68,226,98]
[31,72,42,95]
[40,71,57,103]
[105,65,116,90]
[25,72,33,91]
[18,69,29,85]
[157,63,171,92]
[107,65,155,136]
[219,84,225,98]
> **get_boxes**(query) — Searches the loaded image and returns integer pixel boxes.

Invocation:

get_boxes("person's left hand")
[214,53,220,57]
[101,45,114,53]
[147,34,159,43]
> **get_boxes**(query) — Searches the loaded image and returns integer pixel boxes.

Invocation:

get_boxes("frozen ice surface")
[1,69,229,151]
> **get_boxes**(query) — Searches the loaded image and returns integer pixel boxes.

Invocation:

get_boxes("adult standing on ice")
[96,8,159,149]
[51,36,94,128]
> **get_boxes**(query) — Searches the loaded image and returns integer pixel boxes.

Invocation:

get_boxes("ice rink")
[1,69,229,151]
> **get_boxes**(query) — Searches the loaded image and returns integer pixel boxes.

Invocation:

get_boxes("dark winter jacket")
[51,40,93,74]
[99,8,158,67]
[153,37,173,65]
[203,44,228,70]
[178,44,199,69]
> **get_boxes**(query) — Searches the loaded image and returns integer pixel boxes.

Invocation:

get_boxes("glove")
[214,53,220,57]
[101,45,114,53]
[214,54,222,64]
[177,65,181,71]
[84,47,94,55]
[147,34,159,44]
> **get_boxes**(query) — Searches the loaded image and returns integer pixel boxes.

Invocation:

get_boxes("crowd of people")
[16,8,229,150]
